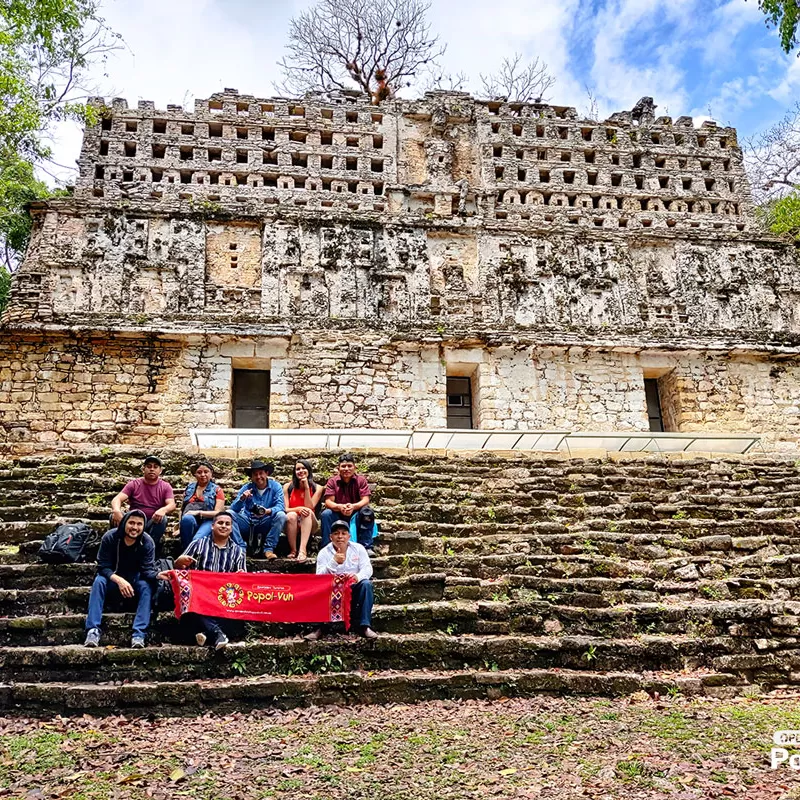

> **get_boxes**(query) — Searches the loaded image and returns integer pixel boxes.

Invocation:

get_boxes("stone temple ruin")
[3,91,800,715]
[2,88,800,448]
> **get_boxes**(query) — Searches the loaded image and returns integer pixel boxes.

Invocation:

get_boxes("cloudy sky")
[46,0,799,183]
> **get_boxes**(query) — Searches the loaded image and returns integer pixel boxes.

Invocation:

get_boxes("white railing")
[189,428,762,455]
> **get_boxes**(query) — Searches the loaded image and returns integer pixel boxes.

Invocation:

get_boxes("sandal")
[287,552,297,560]
[297,550,307,563]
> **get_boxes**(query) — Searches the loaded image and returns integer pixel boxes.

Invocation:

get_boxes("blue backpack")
[350,507,378,543]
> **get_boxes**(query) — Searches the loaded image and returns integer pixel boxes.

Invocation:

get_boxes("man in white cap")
[305,519,377,641]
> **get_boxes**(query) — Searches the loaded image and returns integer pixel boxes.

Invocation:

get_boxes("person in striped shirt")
[159,511,245,650]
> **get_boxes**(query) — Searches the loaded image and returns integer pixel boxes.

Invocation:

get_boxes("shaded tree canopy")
[277,0,444,102]
[0,0,119,280]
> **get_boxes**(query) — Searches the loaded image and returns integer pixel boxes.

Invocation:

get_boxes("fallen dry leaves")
[0,694,798,799]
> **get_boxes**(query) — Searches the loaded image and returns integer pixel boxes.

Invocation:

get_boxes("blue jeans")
[320,509,374,549]
[85,574,152,638]
[351,579,374,628]
[231,510,286,554]
[180,515,246,550]
[179,515,211,549]
[146,518,167,548]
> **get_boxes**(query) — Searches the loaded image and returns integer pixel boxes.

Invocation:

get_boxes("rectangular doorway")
[232,369,270,428]
[644,378,664,432]
[446,376,473,429]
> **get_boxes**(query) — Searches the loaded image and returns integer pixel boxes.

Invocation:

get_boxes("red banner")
[167,570,354,629]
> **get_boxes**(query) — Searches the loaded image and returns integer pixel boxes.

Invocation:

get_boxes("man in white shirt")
[306,519,377,641]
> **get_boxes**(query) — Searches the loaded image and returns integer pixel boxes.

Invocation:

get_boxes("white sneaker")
[84,628,101,648]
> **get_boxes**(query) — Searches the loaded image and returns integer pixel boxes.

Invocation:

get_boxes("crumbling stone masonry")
[2,89,800,448]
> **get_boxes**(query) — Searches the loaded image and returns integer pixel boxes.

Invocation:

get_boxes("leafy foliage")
[277,0,444,102]
[759,192,800,240]
[758,0,800,54]
[0,0,119,283]
[0,151,49,270]
[0,264,9,312]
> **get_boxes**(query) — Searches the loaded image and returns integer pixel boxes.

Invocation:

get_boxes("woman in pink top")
[282,459,324,563]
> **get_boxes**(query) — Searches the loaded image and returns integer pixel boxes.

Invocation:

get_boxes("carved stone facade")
[2,89,799,449]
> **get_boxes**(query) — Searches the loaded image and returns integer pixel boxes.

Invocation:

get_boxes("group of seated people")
[83,453,378,651]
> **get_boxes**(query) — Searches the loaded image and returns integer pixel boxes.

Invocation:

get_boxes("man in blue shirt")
[230,460,286,560]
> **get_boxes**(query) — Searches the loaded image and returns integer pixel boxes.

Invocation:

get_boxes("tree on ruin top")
[276,0,445,104]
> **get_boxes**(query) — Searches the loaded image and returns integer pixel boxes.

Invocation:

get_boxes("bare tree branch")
[478,53,556,103]
[421,68,468,93]
[745,101,800,204]
[276,0,445,102]
[581,85,600,122]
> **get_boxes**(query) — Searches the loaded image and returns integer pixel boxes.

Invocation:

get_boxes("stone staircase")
[0,447,799,713]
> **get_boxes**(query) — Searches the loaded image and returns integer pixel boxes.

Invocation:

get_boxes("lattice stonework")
[2,88,799,449]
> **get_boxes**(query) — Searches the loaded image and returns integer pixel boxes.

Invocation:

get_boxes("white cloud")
[45,0,586,183]
[769,54,800,105]
[46,0,304,183]
[426,0,583,103]
[588,0,696,118]
[38,0,793,187]
[701,0,762,62]
[689,74,763,125]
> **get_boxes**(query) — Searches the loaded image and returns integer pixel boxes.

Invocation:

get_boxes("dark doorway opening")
[644,378,664,432]
[446,376,474,429]
[233,369,270,428]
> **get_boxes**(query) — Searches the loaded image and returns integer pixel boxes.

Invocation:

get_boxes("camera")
[251,504,267,517]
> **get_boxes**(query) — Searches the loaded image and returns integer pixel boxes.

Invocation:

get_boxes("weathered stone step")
[377,503,800,526]
[0,666,746,713]
[0,598,788,647]
[0,560,768,610]
[5,476,800,514]
[475,573,786,605]
[0,573,454,615]
[0,548,794,592]
[1,494,796,548]
[0,564,791,618]
[7,511,795,565]
[0,632,747,683]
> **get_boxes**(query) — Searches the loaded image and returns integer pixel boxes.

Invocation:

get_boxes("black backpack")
[38,523,99,564]
[356,506,377,541]
[154,557,176,612]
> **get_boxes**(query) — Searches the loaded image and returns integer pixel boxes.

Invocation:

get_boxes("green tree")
[757,0,799,55]
[746,103,800,241]
[759,193,800,241]
[0,0,119,295]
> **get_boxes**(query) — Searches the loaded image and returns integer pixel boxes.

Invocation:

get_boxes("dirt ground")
[2,692,800,799]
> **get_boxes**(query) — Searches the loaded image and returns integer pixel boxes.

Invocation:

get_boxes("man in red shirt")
[321,453,375,555]
[110,455,177,549]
